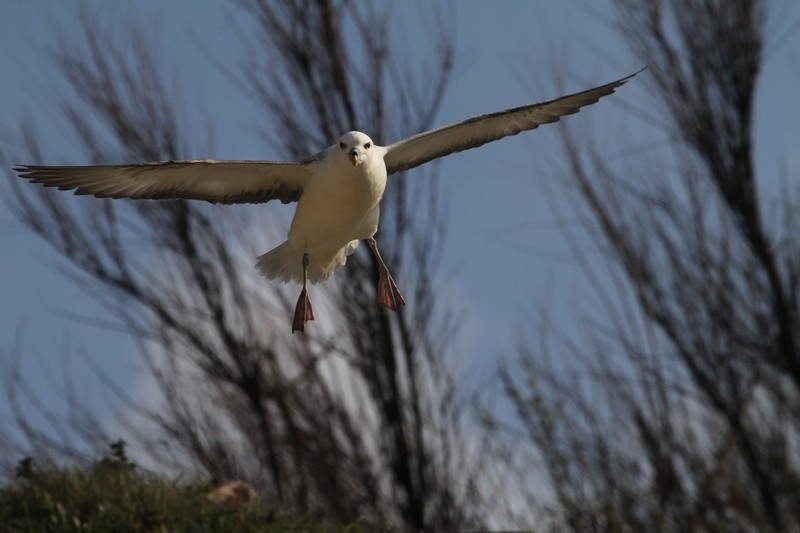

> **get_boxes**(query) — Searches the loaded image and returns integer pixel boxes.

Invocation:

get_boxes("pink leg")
[366,237,405,310]
[292,253,314,333]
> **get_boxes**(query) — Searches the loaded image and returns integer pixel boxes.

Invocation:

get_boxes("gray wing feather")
[15,158,318,204]
[383,70,641,175]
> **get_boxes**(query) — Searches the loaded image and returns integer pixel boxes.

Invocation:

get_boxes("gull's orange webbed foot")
[292,252,315,333]
[377,268,405,310]
[292,287,314,333]
[367,237,405,311]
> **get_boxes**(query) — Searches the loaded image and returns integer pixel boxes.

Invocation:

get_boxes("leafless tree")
[3,2,482,529]
[491,0,800,531]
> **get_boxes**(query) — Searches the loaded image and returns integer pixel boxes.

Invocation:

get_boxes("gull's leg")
[366,237,406,310]
[292,253,314,333]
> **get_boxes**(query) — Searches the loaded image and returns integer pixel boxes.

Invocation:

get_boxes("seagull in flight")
[15,71,639,333]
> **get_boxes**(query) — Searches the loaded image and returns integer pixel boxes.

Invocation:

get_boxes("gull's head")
[338,131,374,168]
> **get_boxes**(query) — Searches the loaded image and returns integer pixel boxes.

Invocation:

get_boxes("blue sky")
[1,1,799,454]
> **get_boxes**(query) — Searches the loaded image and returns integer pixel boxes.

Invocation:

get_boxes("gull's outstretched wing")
[383,70,641,175]
[14,158,320,204]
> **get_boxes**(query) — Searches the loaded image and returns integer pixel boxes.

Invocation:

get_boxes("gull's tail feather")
[256,240,360,284]
[256,241,306,283]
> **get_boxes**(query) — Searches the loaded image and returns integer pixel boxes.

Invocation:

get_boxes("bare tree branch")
[496,0,800,530]
[3,2,481,530]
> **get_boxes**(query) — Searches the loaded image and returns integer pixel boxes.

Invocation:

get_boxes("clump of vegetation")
[0,441,372,532]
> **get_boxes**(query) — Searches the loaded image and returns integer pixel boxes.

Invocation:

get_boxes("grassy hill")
[0,441,373,532]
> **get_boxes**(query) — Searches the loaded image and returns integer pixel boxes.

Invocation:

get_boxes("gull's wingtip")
[600,66,646,95]
[623,66,648,82]
[13,165,33,176]
[14,165,54,180]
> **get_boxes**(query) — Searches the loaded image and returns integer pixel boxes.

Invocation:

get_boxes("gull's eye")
[339,141,346,149]
[364,142,371,149]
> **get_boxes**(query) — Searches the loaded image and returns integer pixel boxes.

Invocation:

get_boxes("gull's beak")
[349,149,360,168]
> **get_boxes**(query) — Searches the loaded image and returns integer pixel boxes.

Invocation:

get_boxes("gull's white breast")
[286,145,388,280]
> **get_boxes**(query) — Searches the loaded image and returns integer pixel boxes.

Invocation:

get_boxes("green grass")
[0,441,373,532]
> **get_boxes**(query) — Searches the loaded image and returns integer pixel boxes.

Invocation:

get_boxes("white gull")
[16,71,640,333]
